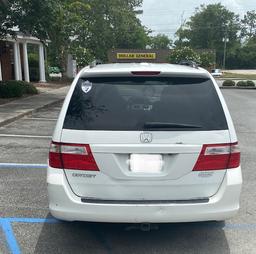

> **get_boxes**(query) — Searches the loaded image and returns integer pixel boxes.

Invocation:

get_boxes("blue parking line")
[0,163,47,169]
[0,219,21,254]
[8,218,59,224]
[224,223,256,230]
[0,218,60,254]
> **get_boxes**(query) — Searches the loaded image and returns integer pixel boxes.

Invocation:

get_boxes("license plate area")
[129,154,163,174]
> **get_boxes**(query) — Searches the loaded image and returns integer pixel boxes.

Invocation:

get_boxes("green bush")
[237,81,247,87]
[0,82,24,98]
[222,80,235,86]
[25,84,38,94]
[246,80,255,87]
[0,81,38,98]
[228,80,255,87]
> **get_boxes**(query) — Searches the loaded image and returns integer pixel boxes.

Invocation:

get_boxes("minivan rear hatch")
[59,76,231,201]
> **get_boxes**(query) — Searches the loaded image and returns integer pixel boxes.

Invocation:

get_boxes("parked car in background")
[48,66,62,79]
[47,63,242,223]
[211,69,223,77]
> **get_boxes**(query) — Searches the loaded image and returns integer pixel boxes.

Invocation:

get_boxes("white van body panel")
[47,166,242,223]
[48,63,242,222]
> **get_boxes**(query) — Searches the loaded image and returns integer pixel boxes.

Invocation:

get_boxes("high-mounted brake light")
[49,142,99,171]
[131,71,161,76]
[193,142,240,171]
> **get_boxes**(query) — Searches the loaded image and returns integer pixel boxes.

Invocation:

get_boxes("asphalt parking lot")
[0,89,256,254]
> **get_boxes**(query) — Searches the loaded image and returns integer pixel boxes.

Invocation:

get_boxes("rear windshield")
[63,77,228,131]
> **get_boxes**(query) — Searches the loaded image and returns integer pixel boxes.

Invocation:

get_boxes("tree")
[226,37,256,69]
[1,0,150,71]
[48,0,150,69]
[149,34,172,49]
[0,0,59,40]
[199,51,215,68]
[168,47,215,68]
[0,0,15,38]
[47,1,92,70]
[85,0,149,61]
[175,4,241,65]
[241,11,256,39]
[168,47,201,64]
[0,0,72,72]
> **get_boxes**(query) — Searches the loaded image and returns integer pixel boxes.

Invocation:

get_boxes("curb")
[217,78,256,81]
[220,86,256,90]
[0,99,63,127]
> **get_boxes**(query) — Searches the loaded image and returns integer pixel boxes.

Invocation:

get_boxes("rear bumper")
[47,168,242,223]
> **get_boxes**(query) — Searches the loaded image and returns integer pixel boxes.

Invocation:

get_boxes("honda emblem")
[140,133,153,143]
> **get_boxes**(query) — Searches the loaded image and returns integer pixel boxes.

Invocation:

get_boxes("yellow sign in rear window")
[117,53,156,60]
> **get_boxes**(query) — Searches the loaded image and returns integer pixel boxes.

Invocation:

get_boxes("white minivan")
[47,63,242,223]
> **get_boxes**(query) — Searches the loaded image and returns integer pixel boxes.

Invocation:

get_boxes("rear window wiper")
[143,122,202,129]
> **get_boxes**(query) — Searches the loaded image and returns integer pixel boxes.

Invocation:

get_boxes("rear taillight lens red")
[49,142,62,168]
[193,142,240,171]
[49,142,99,171]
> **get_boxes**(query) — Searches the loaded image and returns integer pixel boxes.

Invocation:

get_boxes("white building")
[0,33,46,82]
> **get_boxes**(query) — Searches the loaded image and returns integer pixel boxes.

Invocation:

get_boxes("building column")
[0,60,2,81]
[22,42,30,82]
[13,42,20,80]
[38,43,46,82]
[17,43,22,80]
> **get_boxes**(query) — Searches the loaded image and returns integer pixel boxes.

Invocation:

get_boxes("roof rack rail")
[178,60,198,69]
[90,59,103,68]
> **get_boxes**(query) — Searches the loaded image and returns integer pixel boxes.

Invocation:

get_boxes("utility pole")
[222,27,229,70]
[180,11,185,26]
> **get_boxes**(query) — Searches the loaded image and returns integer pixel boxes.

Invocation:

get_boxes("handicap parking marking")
[0,218,60,254]
[0,218,21,254]
[0,163,47,170]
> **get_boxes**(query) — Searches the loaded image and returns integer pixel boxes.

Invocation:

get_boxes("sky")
[139,0,256,39]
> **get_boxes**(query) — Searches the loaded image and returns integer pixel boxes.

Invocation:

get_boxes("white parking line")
[0,205,49,211]
[0,134,51,139]
[0,163,47,169]
[24,117,58,121]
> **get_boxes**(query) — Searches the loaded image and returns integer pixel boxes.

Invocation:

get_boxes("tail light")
[193,142,240,171]
[49,142,99,171]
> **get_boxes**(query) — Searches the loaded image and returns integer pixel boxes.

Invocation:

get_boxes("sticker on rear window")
[81,80,92,93]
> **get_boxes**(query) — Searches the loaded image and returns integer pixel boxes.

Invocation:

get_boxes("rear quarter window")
[63,77,228,131]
